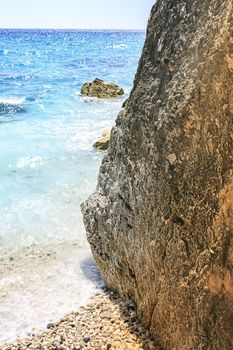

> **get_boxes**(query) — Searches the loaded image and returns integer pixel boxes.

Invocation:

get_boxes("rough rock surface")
[82,0,233,349]
[81,78,124,98]
[93,130,111,151]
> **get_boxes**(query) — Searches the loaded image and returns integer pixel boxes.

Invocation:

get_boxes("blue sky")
[0,0,155,30]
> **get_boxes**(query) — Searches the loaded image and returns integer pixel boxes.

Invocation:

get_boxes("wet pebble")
[47,323,55,330]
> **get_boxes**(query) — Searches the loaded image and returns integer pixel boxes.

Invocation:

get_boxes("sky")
[0,0,155,30]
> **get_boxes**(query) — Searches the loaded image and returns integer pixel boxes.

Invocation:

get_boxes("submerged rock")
[82,0,233,349]
[93,129,111,151]
[80,78,124,98]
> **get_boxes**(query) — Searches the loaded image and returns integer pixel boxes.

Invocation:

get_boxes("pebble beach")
[0,291,158,350]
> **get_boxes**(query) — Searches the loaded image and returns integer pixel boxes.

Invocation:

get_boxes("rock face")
[80,78,124,98]
[82,1,233,349]
[93,130,111,151]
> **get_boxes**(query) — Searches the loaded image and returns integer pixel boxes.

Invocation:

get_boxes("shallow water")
[0,242,104,343]
[0,29,145,342]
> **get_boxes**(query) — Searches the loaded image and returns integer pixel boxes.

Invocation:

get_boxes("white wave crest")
[16,156,44,169]
[109,44,128,49]
[0,97,26,106]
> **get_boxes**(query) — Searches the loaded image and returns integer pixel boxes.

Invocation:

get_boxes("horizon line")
[0,27,146,32]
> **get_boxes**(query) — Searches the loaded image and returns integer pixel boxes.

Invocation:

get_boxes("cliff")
[82,0,233,349]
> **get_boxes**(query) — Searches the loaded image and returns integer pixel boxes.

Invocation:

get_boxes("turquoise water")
[0,30,145,342]
[0,29,145,252]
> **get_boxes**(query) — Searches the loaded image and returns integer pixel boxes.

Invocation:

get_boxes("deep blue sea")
[0,29,145,342]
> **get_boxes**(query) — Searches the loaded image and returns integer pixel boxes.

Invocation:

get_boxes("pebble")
[83,336,90,343]
[47,323,55,329]
[0,292,159,350]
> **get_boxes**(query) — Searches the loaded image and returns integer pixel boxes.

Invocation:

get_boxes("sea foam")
[16,156,44,169]
[0,97,26,106]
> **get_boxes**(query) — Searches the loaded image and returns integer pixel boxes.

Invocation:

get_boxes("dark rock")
[82,0,233,349]
[47,322,55,329]
[80,78,124,99]
[122,98,128,108]
[83,335,91,343]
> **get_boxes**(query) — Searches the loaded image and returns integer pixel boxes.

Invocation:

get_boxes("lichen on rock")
[80,78,124,99]
[82,0,233,349]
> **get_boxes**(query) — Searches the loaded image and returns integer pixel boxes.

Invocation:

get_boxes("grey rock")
[82,0,233,349]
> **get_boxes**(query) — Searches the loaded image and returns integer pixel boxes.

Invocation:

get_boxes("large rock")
[80,78,124,98]
[82,1,233,349]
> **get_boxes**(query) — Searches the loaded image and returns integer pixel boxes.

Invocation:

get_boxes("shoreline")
[0,241,103,344]
[0,291,158,350]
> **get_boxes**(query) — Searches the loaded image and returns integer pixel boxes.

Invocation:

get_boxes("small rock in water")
[80,78,124,99]
[93,129,111,151]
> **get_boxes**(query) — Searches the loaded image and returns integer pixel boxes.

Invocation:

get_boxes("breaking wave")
[0,97,26,115]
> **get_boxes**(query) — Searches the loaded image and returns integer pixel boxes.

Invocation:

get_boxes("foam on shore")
[0,241,104,344]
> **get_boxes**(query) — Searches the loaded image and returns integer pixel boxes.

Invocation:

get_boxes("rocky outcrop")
[93,130,111,151]
[82,1,233,349]
[81,78,124,98]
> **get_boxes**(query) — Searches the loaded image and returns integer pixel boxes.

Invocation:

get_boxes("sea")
[0,29,145,343]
